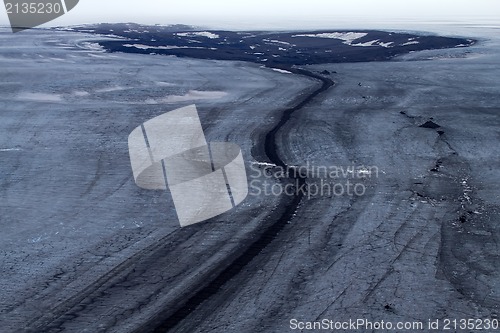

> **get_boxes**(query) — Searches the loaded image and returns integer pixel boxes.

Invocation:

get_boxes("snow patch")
[176,31,219,39]
[344,39,395,48]
[123,44,216,50]
[79,42,104,52]
[293,32,367,45]
[156,81,175,87]
[96,86,127,93]
[124,29,149,34]
[401,41,420,46]
[252,161,277,167]
[270,68,292,74]
[0,148,22,152]
[378,41,394,48]
[73,91,90,97]
[263,39,292,46]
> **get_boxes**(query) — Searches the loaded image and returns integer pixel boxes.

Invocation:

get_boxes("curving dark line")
[265,67,334,168]
[148,68,334,333]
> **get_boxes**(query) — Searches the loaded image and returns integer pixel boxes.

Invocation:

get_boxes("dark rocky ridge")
[58,23,475,65]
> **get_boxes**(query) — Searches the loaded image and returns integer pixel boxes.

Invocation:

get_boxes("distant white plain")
[0,0,498,30]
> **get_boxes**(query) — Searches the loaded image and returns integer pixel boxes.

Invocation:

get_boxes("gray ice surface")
[0,28,313,332]
[185,27,500,332]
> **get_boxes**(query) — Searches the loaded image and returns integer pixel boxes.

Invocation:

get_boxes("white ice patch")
[378,41,394,48]
[0,148,21,152]
[351,40,394,48]
[73,91,90,97]
[124,29,149,34]
[176,31,219,39]
[96,86,127,93]
[156,81,175,87]
[270,68,292,74]
[461,178,473,205]
[79,42,104,52]
[251,161,277,167]
[401,41,420,46]
[351,39,380,47]
[17,92,62,102]
[293,32,368,45]
[123,44,216,50]
[262,39,292,46]
[145,90,227,104]
[87,53,114,59]
[357,168,372,176]
[98,34,128,39]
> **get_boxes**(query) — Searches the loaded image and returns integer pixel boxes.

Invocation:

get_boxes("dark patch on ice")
[384,303,395,312]
[419,120,441,129]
